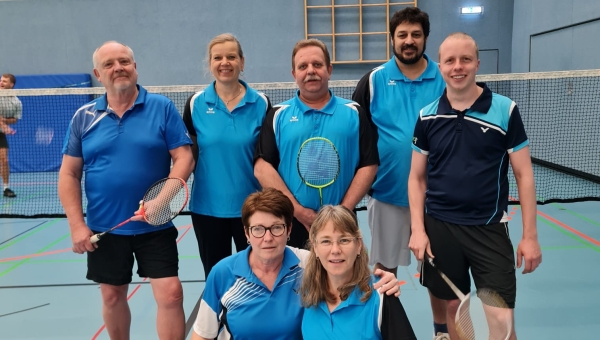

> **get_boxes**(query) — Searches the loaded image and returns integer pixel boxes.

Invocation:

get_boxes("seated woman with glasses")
[300,205,417,340]
[191,188,400,340]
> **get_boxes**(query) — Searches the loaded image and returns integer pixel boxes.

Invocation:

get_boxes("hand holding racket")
[297,137,340,207]
[90,177,188,244]
[425,255,512,340]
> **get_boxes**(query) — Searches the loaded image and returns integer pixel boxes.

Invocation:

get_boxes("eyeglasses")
[249,224,287,238]
[316,237,360,248]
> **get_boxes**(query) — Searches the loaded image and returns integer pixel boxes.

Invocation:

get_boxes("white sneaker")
[433,332,450,340]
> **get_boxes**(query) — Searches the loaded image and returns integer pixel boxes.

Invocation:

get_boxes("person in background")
[0,73,22,197]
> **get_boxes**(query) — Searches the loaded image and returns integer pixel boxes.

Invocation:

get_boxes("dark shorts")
[420,214,516,308]
[0,133,8,149]
[87,227,179,286]
[191,213,248,278]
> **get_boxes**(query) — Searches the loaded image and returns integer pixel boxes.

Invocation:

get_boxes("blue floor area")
[1,202,599,339]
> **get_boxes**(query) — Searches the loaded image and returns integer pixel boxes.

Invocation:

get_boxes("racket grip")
[90,234,101,244]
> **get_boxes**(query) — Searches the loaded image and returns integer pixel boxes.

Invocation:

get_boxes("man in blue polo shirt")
[352,7,448,339]
[408,32,542,340]
[254,38,379,249]
[58,41,194,340]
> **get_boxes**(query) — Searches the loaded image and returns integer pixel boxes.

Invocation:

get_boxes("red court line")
[0,248,71,263]
[536,210,600,247]
[91,225,192,340]
[0,225,193,263]
[508,196,600,247]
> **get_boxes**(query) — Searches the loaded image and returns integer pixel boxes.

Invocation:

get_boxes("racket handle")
[90,234,101,244]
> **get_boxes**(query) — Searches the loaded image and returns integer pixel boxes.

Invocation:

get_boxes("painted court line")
[91,225,192,340]
[0,279,206,290]
[551,203,600,227]
[0,233,71,278]
[0,225,194,263]
[0,248,71,263]
[0,220,48,246]
[0,219,62,252]
[0,303,50,317]
[536,218,599,252]
[537,210,600,247]
[509,198,600,249]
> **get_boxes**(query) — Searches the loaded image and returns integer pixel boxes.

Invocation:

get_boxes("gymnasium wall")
[512,0,600,72]
[0,0,513,86]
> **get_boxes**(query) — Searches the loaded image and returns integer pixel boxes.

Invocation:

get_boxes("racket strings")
[142,178,187,225]
[297,139,340,186]
[456,289,512,340]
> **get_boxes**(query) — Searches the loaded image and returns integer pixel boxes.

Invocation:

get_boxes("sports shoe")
[3,188,16,197]
[434,332,450,340]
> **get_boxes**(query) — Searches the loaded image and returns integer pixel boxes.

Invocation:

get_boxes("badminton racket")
[90,177,188,243]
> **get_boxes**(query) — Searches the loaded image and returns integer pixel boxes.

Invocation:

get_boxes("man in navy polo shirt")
[352,7,448,339]
[58,41,194,340]
[254,39,379,249]
[408,32,542,340]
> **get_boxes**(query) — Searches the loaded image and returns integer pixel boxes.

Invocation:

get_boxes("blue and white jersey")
[193,247,309,340]
[302,276,416,340]
[183,80,271,217]
[255,91,378,211]
[62,85,192,235]
[353,54,446,206]
[412,83,529,225]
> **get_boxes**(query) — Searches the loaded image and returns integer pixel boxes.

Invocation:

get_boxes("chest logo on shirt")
[206,107,215,114]
[85,110,95,116]
[387,80,396,86]
[481,127,490,133]
[290,116,299,122]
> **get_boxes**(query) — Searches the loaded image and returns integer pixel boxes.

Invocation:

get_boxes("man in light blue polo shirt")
[58,41,194,340]
[254,39,379,249]
[352,7,448,340]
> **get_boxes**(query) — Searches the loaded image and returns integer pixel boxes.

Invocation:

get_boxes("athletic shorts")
[367,197,412,268]
[87,227,179,286]
[420,214,516,308]
[0,133,8,149]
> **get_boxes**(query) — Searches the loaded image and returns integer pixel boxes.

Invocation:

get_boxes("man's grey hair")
[92,41,135,69]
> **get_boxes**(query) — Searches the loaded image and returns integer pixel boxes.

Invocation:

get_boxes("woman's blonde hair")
[299,205,371,307]
[205,33,244,77]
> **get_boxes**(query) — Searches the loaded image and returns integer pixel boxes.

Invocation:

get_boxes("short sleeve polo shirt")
[62,85,192,234]
[412,83,529,225]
